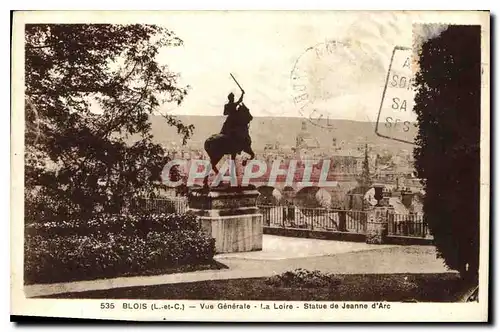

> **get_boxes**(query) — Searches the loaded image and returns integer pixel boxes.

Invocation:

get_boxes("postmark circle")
[290,39,380,129]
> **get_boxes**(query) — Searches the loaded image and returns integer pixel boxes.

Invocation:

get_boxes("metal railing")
[133,198,431,240]
[259,205,432,239]
[258,205,367,234]
[388,213,431,238]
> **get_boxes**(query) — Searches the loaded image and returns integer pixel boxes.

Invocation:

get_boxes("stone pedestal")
[188,187,263,253]
[365,207,391,244]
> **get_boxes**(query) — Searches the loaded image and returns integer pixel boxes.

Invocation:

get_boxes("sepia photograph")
[10,10,490,322]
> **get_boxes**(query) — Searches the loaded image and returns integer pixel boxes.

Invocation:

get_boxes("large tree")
[25,24,194,221]
[413,25,481,280]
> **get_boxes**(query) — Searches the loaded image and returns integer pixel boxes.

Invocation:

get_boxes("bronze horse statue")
[203,103,255,186]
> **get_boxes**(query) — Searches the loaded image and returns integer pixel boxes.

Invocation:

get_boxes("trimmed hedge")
[24,213,216,284]
[25,213,201,237]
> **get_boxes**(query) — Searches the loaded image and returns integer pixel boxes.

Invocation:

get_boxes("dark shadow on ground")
[39,272,473,303]
[25,260,229,286]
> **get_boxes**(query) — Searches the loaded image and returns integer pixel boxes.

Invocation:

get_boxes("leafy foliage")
[266,268,341,288]
[25,24,194,220]
[413,26,481,279]
[24,213,215,284]
[25,212,201,236]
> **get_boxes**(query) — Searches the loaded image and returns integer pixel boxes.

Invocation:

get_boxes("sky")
[53,10,480,122]
[154,11,415,121]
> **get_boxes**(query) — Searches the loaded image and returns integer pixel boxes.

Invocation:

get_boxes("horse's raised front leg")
[241,146,255,166]
[246,146,255,160]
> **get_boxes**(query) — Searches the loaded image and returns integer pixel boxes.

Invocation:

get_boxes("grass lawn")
[43,273,469,302]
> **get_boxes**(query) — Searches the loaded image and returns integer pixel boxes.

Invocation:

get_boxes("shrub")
[266,268,341,289]
[25,213,201,237]
[24,213,216,284]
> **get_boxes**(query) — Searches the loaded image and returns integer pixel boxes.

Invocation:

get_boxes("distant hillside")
[148,115,417,154]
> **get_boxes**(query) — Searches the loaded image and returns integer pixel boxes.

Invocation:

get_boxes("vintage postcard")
[11,10,490,322]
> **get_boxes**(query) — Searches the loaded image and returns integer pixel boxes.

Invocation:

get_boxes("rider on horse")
[220,91,251,150]
[203,82,255,186]
[223,91,244,117]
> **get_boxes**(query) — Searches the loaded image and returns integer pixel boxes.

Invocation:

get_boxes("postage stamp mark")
[375,46,417,144]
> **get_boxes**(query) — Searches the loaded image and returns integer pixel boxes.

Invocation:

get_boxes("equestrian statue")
[203,74,255,186]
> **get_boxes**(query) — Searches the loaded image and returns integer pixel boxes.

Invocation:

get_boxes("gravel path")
[24,236,453,298]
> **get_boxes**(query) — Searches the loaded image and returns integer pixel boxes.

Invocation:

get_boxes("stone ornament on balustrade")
[365,184,393,244]
[365,207,391,244]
